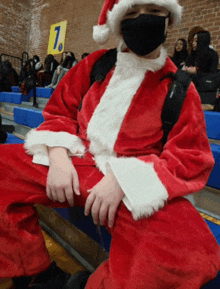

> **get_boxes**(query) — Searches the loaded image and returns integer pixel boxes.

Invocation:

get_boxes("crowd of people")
[0,52,90,95]
[0,51,89,141]
[170,26,220,109]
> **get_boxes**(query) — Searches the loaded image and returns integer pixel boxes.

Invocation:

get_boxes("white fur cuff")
[25,129,86,166]
[107,157,168,220]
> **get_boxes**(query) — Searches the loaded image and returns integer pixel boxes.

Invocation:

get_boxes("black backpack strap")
[90,48,117,85]
[161,70,192,145]
[79,48,117,111]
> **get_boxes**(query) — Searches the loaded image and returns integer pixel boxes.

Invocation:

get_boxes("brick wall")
[0,0,32,58]
[28,0,107,63]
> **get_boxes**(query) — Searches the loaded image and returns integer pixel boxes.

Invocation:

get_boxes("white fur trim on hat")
[93,24,111,45]
[93,0,183,44]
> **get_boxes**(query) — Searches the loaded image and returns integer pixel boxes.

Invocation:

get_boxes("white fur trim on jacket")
[107,157,169,220]
[87,47,167,174]
[25,129,86,166]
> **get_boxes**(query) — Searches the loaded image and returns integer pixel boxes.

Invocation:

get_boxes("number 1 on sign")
[53,26,61,50]
[48,20,67,55]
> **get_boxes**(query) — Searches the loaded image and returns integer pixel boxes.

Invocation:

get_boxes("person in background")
[187,26,206,54]
[184,30,219,108]
[0,1,219,289]
[33,55,42,73]
[46,52,78,89]
[0,114,7,144]
[66,51,78,67]
[0,60,13,92]
[171,38,188,69]
[81,52,90,59]
[184,31,219,81]
[19,59,37,96]
[1,60,19,88]
[37,54,59,87]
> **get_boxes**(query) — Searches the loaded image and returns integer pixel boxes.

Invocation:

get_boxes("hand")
[57,67,61,76]
[184,66,197,74]
[46,147,80,206]
[84,170,124,228]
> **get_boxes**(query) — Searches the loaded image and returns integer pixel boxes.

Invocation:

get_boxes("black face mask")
[121,14,168,56]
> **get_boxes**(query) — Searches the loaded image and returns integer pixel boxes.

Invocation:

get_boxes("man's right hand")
[47,147,80,206]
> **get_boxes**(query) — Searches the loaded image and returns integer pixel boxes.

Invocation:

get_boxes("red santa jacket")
[25,47,214,220]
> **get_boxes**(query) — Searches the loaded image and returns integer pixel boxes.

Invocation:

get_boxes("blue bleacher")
[204,111,220,140]
[0,87,53,106]
[204,111,220,190]
[5,133,24,144]
[36,87,54,98]
[0,91,29,104]
[14,107,44,128]
[11,86,20,93]
[11,86,34,97]
[207,143,220,189]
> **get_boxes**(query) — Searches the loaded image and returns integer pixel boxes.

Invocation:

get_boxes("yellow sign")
[48,21,67,55]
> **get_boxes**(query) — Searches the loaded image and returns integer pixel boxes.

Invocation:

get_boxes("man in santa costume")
[0,0,220,288]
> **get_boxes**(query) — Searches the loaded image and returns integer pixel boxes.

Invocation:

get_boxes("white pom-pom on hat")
[93,0,183,45]
[93,24,112,45]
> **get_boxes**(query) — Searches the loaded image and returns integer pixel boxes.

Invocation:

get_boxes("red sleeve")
[37,49,108,135]
[139,82,215,199]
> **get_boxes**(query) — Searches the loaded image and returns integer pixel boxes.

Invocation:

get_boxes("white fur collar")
[117,46,167,71]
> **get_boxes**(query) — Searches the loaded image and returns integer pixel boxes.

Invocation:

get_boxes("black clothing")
[185,31,219,99]
[0,61,18,91]
[171,50,188,69]
[185,48,219,73]
[185,31,219,73]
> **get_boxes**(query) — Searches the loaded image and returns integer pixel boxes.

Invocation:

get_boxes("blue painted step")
[5,133,24,144]
[0,92,29,104]
[14,107,44,128]
[207,143,220,190]
[11,86,20,93]
[204,111,220,140]
[36,87,54,98]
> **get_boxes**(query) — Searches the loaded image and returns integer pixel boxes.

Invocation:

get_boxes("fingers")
[99,203,109,226]
[91,198,102,225]
[85,193,95,217]
[56,189,66,203]
[108,205,118,228]
[85,193,113,227]
[72,169,80,196]
[46,185,54,201]
[65,187,74,207]
[46,186,74,206]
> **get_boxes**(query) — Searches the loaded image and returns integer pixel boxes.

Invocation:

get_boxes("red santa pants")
[0,144,219,289]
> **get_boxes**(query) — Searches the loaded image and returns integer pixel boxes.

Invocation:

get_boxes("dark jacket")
[185,31,219,73]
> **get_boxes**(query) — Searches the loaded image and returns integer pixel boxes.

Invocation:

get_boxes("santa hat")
[93,0,183,45]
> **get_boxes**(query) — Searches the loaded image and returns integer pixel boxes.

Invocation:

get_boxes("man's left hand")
[84,170,124,228]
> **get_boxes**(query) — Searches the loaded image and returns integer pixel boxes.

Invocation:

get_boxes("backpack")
[89,48,191,146]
